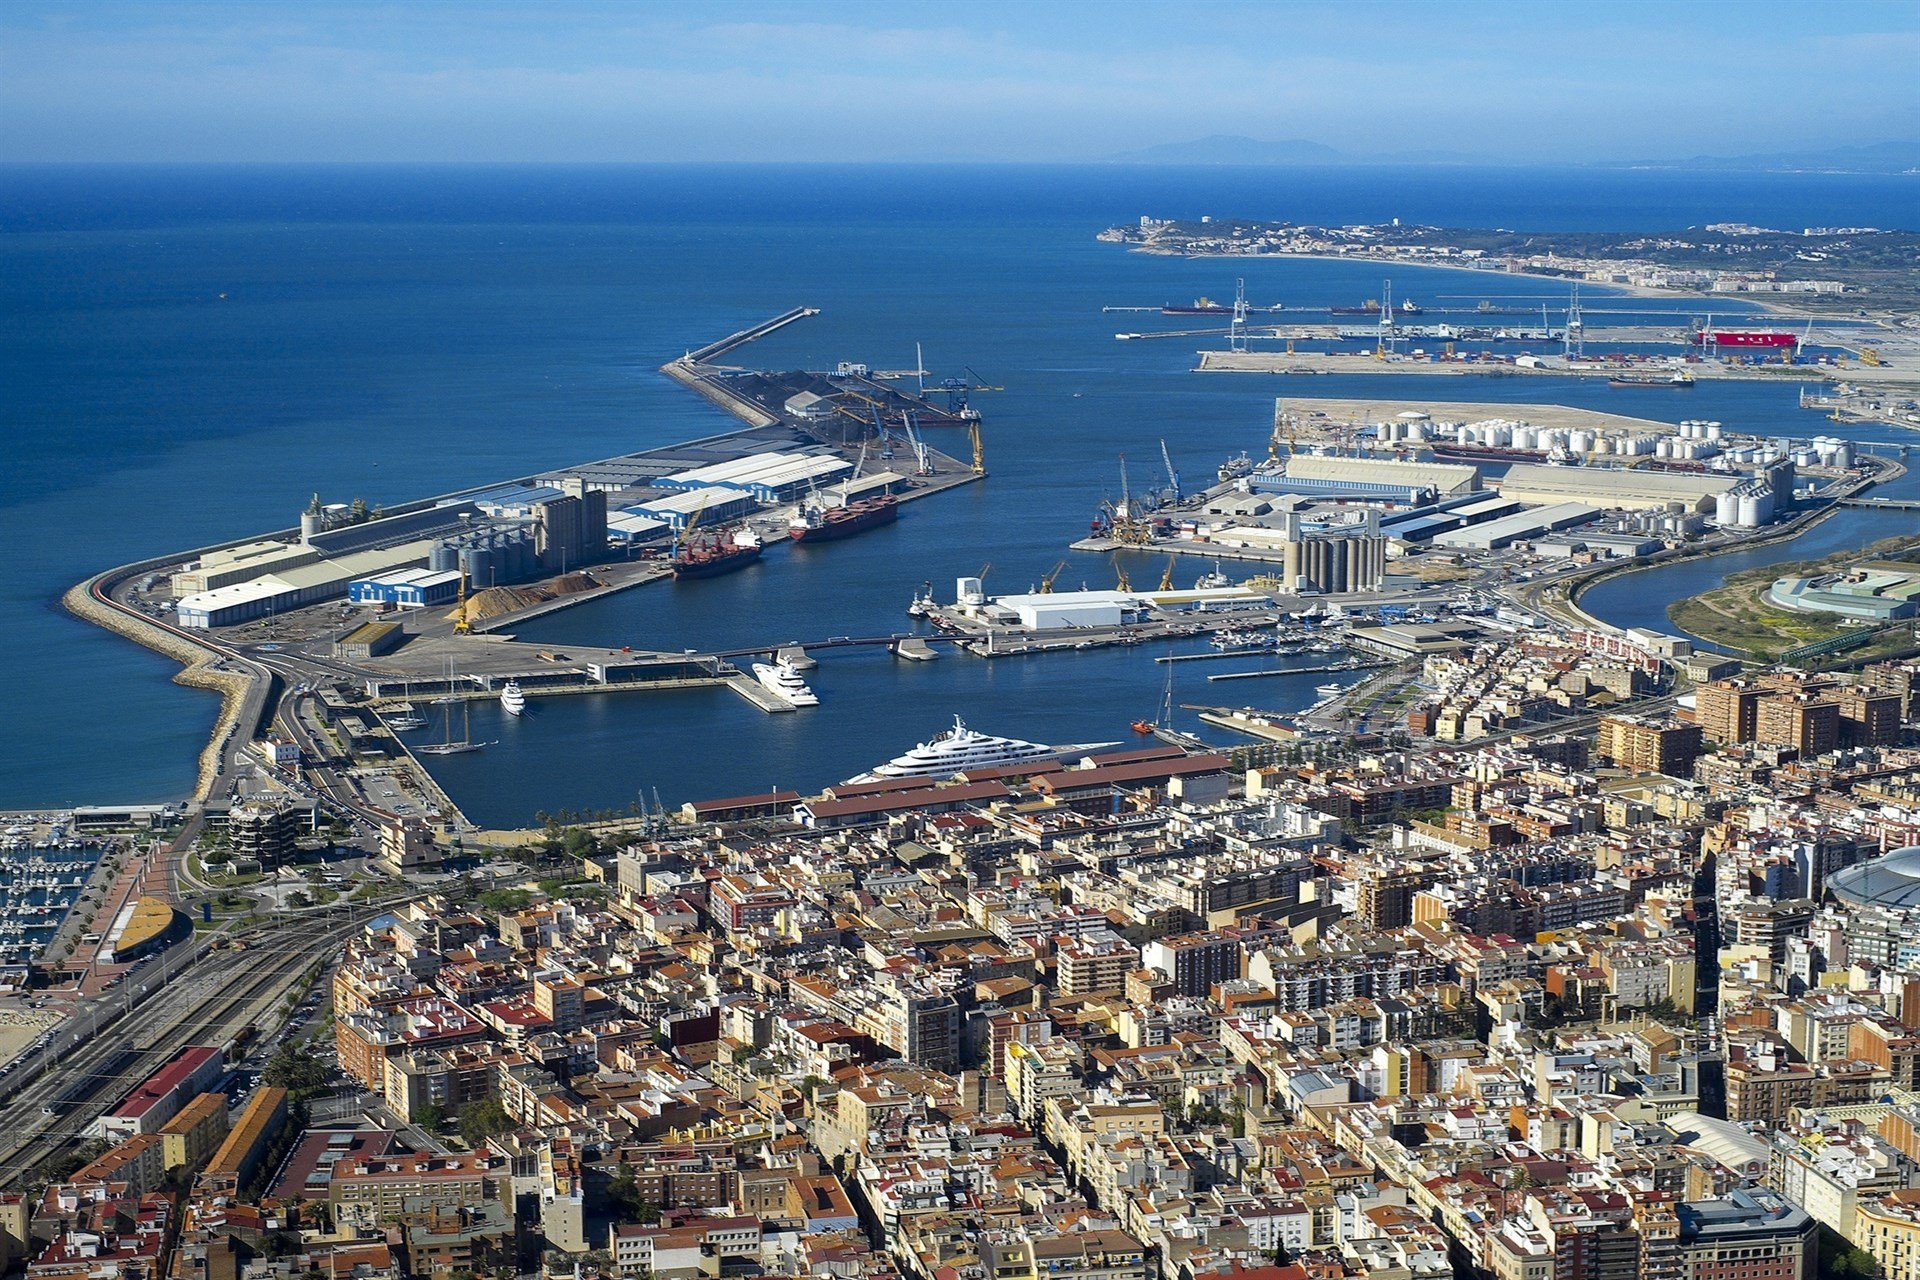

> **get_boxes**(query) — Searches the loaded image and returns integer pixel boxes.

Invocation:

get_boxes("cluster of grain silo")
[1374,418,1434,444]
[1713,480,1777,528]
[430,524,539,588]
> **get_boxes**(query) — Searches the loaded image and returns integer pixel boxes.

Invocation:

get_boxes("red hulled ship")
[789,494,899,543]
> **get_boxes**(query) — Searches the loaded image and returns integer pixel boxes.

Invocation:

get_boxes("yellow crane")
[1039,560,1067,594]
[1861,347,1883,367]
[678,493,711,550]
[453,566,472,635]
[969,419,985,473]
[1158,557,1176,591]
[1112,554,1132,592]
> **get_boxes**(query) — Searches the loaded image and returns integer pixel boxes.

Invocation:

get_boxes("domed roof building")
[1830,846,1920,909]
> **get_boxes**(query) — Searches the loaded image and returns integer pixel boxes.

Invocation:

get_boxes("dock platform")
[726,671,796,713]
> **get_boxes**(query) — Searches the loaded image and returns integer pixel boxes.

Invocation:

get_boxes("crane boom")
[1160,439,1181,505]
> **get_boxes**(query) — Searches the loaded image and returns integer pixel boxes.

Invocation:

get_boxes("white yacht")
[752,660,818,707]
[849,716,1118,782]
[500,680,526,716]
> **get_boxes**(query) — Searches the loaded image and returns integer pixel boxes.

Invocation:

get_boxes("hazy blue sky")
[4,0,1916,163]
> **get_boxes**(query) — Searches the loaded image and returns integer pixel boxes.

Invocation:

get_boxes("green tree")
[262,1044,329,1098]
[475,888,533,914]
[608,1160,641,1216]
[414,1103,447,1132]
[458,1098,513,1145]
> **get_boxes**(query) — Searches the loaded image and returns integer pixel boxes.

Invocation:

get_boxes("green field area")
[1668,534,1920,661]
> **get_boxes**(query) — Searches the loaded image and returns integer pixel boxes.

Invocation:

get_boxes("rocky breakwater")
[63,570,258,806]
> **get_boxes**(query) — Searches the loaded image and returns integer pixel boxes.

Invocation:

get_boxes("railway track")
[0,908,388,1182]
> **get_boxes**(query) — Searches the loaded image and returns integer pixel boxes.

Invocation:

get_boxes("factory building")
[625,488,759,531]
[302,500,483,553]
[1433,503,1600,552]
[177,540,439,628]
[171,540,321,596]
[960,582,1269,631]
[1277,453,1482,497]
[606,511,674,545]
[462,482,566,519]
[348,568,463,608]
[652,450,853,503]
[1497,464,1742,515]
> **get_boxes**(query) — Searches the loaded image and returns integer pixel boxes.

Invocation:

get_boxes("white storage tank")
[1715,490,1740,525]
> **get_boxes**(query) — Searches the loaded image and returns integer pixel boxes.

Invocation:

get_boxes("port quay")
[61,308,1006,827]
[57,278,1920,846]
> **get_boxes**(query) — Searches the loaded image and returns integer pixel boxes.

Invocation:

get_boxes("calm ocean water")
[2,164,1913,821]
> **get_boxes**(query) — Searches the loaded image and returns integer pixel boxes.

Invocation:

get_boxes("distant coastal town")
[1099,216,1920,315]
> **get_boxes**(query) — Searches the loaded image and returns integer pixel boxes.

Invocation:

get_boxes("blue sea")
[2,163,1914,823]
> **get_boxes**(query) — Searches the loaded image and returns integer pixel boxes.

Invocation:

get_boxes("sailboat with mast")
[386,678,427,732]
[418,659,493,755]
[1133,665,1175,735]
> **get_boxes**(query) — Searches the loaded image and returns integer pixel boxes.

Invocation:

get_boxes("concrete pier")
[726,671,796,713]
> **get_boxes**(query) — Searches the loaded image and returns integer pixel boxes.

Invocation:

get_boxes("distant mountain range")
[1106,134,1919,174]
[1620,140,1920,174]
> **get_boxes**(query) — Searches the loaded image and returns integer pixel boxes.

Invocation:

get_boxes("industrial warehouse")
[1086,390,1893,578]
[164,426,920,631]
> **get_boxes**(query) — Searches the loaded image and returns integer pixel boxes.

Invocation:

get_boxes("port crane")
[673,493,712,557]
[1104,453,1152,545]
[930,365,1001,421]
[1159,439,1182,506]
[900,410,934,477]
[1158,557,1176,591]
[1039,560,1067,594]
[1111,554,1132,592]
[452,567,473,635]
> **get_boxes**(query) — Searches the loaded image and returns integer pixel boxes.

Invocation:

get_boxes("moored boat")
[789,494,898,542]
[674,526,763,579]
[848,716,1119,782]
[752,660,818,707]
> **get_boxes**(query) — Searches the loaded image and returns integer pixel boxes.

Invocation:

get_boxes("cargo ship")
[1694,329,1797,349]
[1162,296,1283,315]
[1425,443,1551,465]
[789,494,898,543]
[1332,298,1424,316]
[1605,368,1697,387]
[673,527,763,579]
